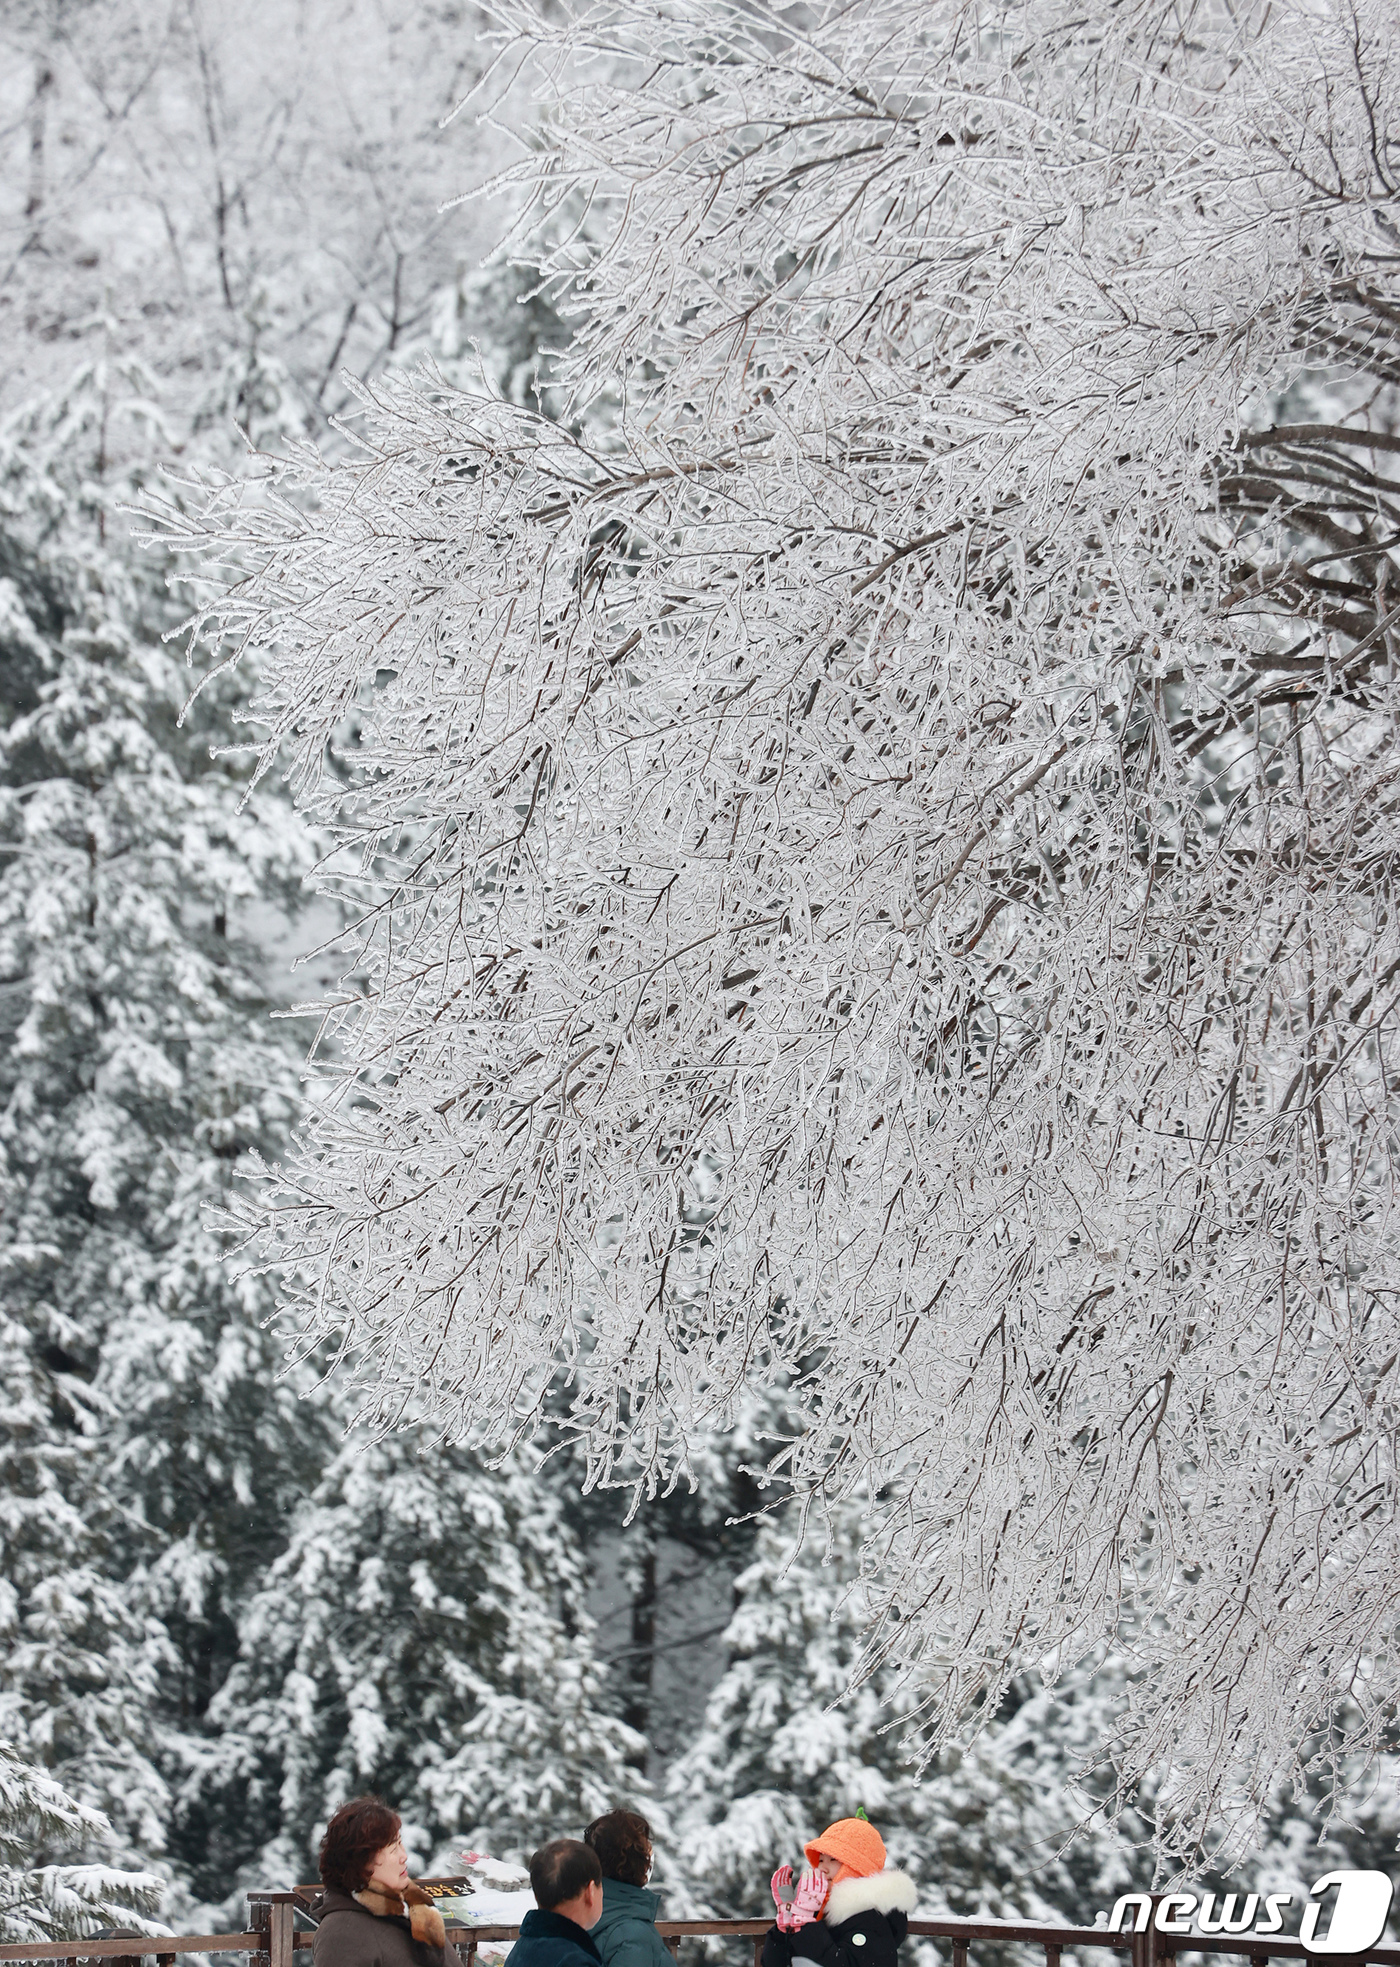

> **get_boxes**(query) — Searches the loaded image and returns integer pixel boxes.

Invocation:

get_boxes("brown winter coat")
[313,1883,463,1967]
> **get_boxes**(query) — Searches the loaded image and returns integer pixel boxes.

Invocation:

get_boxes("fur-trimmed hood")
[823,1872,917,1927]
[353,1882,447,1949]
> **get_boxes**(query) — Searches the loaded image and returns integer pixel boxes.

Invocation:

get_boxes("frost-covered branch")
[153,0,1400,1871]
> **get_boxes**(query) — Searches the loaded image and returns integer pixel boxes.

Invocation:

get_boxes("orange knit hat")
[803,1817,886,1877]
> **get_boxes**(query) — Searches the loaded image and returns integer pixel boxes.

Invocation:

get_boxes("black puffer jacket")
[762,1870,917,1967]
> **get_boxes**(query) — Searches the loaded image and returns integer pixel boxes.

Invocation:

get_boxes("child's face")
[816,1855,845,1883]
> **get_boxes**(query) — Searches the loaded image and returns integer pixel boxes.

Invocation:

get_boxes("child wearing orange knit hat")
[765,1817,915,1967]
[804,1817,888,1879]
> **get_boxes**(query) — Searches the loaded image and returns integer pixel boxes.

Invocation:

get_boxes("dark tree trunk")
[622,1541,656,1767]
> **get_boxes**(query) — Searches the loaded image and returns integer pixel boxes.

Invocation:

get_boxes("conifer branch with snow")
[0,1743,162,1944]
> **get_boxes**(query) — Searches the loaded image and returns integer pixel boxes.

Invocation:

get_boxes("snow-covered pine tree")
[0,498,172,1867]
[204,1431,645,1896]
[0,1741,161,1943]
[0,385,319,1895]
[668,1504,1142,1933]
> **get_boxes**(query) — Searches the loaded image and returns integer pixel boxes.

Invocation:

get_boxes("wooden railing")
[1,1888,1397,1967]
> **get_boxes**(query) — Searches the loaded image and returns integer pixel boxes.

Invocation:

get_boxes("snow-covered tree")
[0,0,520,429]
[0,498,171,1862]
[158,0,1400,1872]
[427,258,574,419]
[0,1741,162,1944]
[2,288,658,1918]
[0,397,316,1888]
[203,1432,644,1898]
[1245,1730,1400,1920]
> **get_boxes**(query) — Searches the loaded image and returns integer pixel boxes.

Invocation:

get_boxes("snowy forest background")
[2,0,1399,1948]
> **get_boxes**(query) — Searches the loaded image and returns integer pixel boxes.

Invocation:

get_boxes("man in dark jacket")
[507,1841,605,1967]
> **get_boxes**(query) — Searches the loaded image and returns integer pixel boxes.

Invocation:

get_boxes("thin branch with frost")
[146,0,1400,1872]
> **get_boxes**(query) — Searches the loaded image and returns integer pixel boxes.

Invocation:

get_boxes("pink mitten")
[772,1867,795,1922]
[786,1870,828,1929]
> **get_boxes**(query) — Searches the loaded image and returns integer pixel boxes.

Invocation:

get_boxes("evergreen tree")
[0,500,173,1865]
[2,333,656,1920]
[0,389,319,1893]
[204,1432,646,1898]
[0,1740,161,1943]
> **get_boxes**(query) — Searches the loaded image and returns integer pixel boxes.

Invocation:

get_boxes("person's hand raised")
[774,1869,827,1931]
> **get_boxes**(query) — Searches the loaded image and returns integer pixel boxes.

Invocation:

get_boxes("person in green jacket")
[584,1810,671,1967]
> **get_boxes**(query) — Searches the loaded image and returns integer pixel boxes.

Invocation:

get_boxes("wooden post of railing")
[249,1889,296,1967]
[951,1940,969,1967]
[1131,1895,1168,1967]
[270,1901,295,1967]
[1152,1894,1170,1967]
[250,1893,271,1967]
[1044,1942,1061,1967]
[752,1936,764,1967]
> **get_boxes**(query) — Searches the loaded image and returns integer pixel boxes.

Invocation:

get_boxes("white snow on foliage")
[0,1742,163,1943]
[2,0,1399,1912]
[159,0,1400,1874]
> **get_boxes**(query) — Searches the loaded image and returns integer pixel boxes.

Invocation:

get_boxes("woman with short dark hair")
[584,1811,670,1967]
[313,1797,461,1967]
